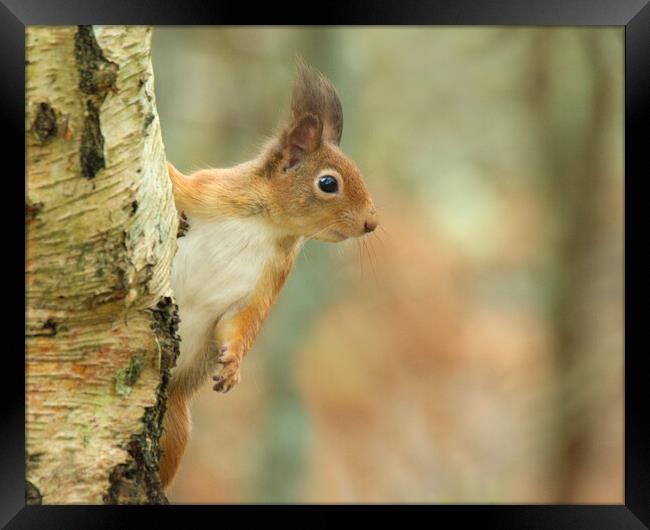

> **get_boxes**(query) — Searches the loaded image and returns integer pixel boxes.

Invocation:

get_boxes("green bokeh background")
[152,27,623,503]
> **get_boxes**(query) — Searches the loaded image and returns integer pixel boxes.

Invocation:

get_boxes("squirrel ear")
[291,59,343,146]
[285,113,322,168]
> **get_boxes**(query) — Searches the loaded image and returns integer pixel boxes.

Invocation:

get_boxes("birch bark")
[26,25,179,504]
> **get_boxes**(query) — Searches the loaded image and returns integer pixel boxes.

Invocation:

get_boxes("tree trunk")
[530,29,624,502]
[26,26,179,504]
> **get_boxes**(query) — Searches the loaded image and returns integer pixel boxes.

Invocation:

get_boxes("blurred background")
[151,27,623,504]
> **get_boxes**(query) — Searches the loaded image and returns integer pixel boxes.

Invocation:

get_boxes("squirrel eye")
[318,175,339,193]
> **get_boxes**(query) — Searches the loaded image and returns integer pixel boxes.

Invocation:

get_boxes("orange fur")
[160,61,378,491]
[160,252,298,489]
[211,253,298,393]
[160,385,191,489]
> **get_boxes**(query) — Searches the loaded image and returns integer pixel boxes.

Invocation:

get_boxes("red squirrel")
[160,61,378,489]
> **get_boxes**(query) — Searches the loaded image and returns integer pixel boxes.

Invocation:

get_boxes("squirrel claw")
[212,373,239,393]
[212,352,241,393]
[212,377,228,393]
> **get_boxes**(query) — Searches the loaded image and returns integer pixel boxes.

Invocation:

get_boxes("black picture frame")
[5,1,646,527]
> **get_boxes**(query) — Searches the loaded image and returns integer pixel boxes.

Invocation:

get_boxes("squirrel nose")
[364,220,377,233]
[363,206,378,233]
[364,210,378,233]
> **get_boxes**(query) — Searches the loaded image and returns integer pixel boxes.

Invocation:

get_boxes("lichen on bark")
[74,25,119,179]
[31,102,59,144]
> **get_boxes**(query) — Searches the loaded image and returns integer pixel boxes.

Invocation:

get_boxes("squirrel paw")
[212,346,241,393]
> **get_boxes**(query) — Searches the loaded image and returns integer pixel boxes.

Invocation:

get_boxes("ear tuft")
[290,58,343,145]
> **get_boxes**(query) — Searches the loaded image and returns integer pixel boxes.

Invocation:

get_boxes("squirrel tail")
[160,385,192,491]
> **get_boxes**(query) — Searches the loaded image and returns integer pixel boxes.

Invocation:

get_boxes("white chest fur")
[170,216,279,379]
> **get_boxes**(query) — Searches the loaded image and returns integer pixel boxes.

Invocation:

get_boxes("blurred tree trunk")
[253,29,346,502]
[26,26,179,504]
[531,29,624,502]
[552,30,623,503]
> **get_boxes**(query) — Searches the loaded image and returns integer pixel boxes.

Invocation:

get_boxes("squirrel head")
[262,60,378,242]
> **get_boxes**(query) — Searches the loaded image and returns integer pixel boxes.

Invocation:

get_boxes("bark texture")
[26,26,179,504]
